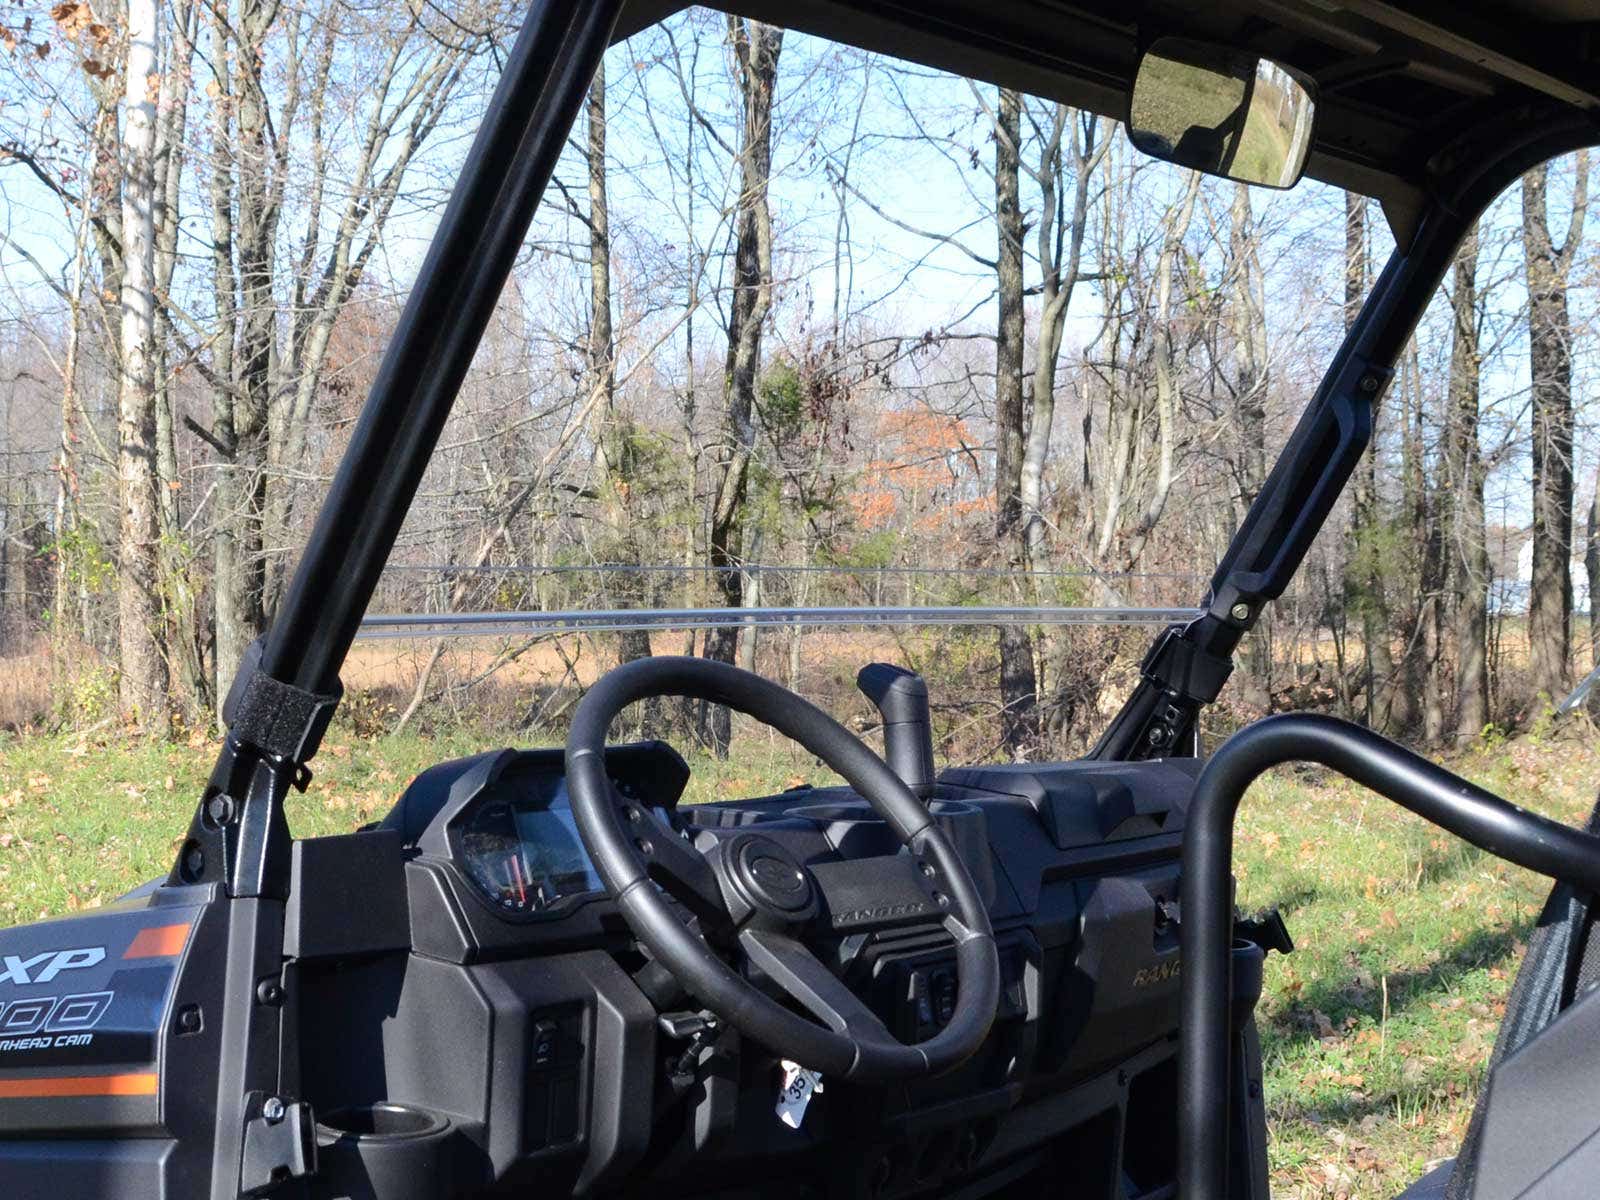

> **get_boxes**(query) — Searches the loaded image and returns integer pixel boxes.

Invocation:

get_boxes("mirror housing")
[1127,37,1316,189]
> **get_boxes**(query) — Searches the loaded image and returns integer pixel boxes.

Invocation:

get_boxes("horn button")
[714,834,818,925]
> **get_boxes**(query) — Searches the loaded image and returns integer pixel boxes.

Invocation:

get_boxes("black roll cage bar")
[163,4,1600,1193]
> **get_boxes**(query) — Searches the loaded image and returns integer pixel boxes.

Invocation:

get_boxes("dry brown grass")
[0,641,54,732]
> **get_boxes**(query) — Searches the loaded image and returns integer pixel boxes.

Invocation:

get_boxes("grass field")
[3,718,1597,1198]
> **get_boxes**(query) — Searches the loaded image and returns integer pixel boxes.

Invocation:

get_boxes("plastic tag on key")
[776,1060,823,1129]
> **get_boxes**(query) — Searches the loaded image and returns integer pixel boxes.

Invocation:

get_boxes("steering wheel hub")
[719,834,816,923]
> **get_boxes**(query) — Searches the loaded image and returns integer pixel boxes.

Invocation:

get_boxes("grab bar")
[1179,713,1600,1200]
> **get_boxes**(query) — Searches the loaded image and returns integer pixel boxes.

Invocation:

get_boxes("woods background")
[1,3,1597,763]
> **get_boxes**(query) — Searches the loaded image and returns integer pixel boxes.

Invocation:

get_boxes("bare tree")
[1522,155,1587,704]
[1018,107,1109,570]
[701,17,782,754]
[992,86,1037,754]
[584,60,656,721]
[1343,191,1408,730]
[201,0,489,709]
[115,0,169,726]
[1447,224,1489,741]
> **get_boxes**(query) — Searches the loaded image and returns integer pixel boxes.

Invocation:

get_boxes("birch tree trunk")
[116,0,170,727]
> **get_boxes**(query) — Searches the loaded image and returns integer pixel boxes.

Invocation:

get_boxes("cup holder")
[318,1104,447,1141]
[311,1104,455,1200]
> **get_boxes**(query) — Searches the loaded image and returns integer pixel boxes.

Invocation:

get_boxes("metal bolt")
[176,1005,202,1035]
[205,795,234,826]
[1147,725,1170,747]
[1230,601,1251,622]
[262,1097,285,1124]
[256,979,284,1007]
[1359,373,1379,393]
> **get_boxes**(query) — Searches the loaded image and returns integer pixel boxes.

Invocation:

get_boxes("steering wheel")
[565,656,1000,1083]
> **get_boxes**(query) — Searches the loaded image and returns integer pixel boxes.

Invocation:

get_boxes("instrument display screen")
[455,770,667,916]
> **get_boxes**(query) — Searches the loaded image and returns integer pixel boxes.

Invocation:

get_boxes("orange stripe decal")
[123,923,191,959]
[0,1074,158,1099]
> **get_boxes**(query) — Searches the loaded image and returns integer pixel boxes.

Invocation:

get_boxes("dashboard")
[280,737,1232,1200]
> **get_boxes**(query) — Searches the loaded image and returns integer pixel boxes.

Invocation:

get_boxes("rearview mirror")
[1127,38,1315,189]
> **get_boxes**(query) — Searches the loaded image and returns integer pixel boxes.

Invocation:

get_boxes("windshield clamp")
[1141,625,1233,704]
[223,639,343,767]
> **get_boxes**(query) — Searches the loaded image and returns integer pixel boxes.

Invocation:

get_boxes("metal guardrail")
[354,605,1203,640]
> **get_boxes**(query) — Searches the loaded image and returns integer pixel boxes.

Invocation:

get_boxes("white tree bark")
[116,0,169,725]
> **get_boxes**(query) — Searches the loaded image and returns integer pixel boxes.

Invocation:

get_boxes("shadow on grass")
[1264,920,1532,1047]
[1268,1074,1467,1130]
[1259,877,1323,915]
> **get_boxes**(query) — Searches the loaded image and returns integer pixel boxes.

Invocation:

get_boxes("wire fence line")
[356,605,1204,640]
[379,562,1207,581]
[357,562,1206,641]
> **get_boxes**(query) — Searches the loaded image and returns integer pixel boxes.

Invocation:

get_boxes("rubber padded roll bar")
[1180,714,1600,1200]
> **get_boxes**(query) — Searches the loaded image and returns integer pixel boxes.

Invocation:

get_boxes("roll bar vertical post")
[1179,714,1600,1200]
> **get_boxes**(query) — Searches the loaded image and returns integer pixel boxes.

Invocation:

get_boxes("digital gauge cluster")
[456,776,676,916]
[457,780,603,914]
[380,741,691,922]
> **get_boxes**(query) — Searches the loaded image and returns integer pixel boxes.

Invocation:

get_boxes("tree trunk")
[1120,170,1200,570]
[1522,157,1586,705]
[52,177,93,661]
[992,86,1037,756]
[1019,109,1105,570]
[1447,224,1489,743]
[152,0,206,718]
[206,1,243,712]
[1399,344,1446,747]
[585,62,656,730]
[700,18,781,756]
[1229,183,1272,705]
[116,0,170,728]
[1343,193,1404,730]
[1585,463,1600,717]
